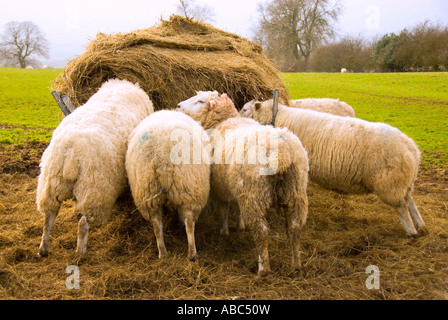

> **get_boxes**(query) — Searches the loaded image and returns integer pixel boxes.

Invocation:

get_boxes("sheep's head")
[240,99,273,125]
[177,91,239,129]
[240,100,257,117]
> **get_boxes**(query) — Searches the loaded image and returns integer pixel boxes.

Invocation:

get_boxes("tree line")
[1,0,447,73]
[253,0,448,73]
[311,21,448,73]
[0,0,214,69]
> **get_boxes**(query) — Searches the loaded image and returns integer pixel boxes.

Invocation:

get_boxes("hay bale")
[53,15,290,110]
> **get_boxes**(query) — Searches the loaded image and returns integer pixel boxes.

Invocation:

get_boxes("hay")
[53,15,290,110]
[1,141,448,299]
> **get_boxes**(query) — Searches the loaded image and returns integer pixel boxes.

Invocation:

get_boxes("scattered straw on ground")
[1,143,447,300]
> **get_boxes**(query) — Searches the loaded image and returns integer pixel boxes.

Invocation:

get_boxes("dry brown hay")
[1,143,447,300]
[53,15,290,110]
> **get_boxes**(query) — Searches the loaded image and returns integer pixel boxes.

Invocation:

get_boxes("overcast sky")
[1,0,447,67]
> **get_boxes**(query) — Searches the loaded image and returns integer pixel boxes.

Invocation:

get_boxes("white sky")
[1,0,447,67]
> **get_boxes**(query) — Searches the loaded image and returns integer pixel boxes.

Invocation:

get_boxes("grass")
[0,67,64,145]
[1,68,446,167]
[281,72,448,167]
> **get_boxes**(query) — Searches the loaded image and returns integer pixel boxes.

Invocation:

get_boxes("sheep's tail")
[62,147,79,181]
[275,137,294,174]
[259,129,295,176]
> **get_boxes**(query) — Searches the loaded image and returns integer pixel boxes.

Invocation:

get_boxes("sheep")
[241,100,426,237]
[341,68,348,73]
[125,110,210,261]
[36,79,154,256]
[177,91,309,275]
[290,98,356,118]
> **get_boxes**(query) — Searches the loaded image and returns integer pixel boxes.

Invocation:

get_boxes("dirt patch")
[0,123,53,132]
[0,142,48,177]
[0,143,447,300]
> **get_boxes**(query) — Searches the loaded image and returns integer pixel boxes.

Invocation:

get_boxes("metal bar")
[62,95,76,114]
[271,89,279,126]
[52,91,71,116]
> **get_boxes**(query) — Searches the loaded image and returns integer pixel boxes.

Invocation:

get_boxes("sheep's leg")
[241,204,270,276]
[395,202,418,237]
[238,214,246,231]
[219,203,230,237]
[182,209,198,261]
[405,191,427,234]
[254,221,271,277]
[76,215,90,255]
[38,209,59,257]
[277,165,308,271]
[151,213,168,259]
[284,206,302,271]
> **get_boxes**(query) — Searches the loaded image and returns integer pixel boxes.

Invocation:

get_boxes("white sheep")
[290,98,356,118]
[178,91,309,275]
[341,68,348,73]
[125,110,210,261]
[241,100,426,237]
[36,79,154,256]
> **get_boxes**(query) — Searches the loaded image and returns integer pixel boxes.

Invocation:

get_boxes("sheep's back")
[278,108,419,193]
[126,111,210,210]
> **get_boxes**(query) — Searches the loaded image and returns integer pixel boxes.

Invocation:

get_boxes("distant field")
[282,72,448,167]
[0,68,447,167]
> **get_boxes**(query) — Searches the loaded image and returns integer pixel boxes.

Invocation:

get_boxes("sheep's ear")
[254,102,262,111]
[207,100,217,110]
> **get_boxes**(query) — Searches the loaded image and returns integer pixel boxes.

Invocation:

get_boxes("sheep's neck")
[202,110,240,130]
[271,107,287,127]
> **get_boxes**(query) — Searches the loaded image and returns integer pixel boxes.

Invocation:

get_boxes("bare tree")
[254,0,341,71]
[0,21,49,68]
[176,0,216,22]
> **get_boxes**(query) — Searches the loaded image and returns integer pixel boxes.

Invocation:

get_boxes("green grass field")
[0,68,63,144]
[0,68,447,167]
[283,72,448,167]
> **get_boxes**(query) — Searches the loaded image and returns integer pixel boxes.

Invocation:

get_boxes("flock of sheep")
[36,79,425,276]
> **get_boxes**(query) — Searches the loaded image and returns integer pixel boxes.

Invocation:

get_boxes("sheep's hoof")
[257,269,271,277]
[417,226,429,236]
[291,261,302,271]
[407,232,418,239]
[288,264,302,277]
[38,246,49,257]
[189,254,199,262]
[220,228,229,237]
[257,264,271,277]
[76,246,87,255]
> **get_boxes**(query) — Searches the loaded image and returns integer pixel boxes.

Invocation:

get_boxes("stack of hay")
[53,15,290,110]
